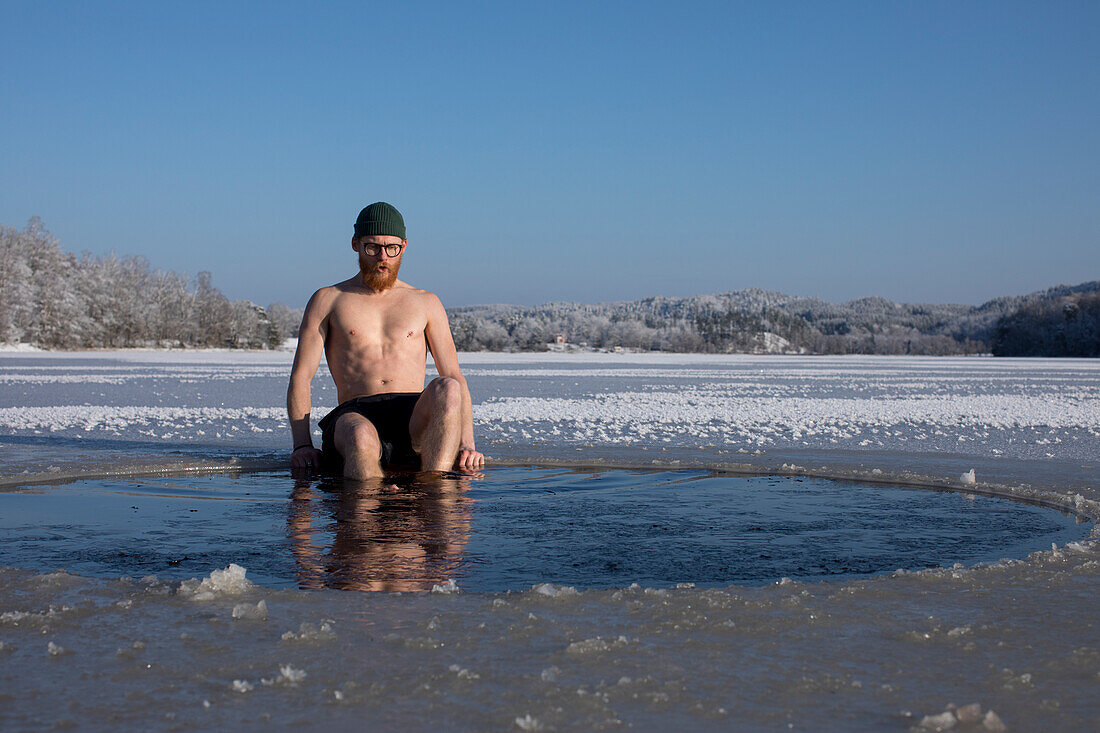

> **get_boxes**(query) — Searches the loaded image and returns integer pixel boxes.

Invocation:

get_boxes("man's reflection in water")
[288,472,476,591]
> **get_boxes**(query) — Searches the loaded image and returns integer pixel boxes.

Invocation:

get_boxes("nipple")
[407,331,414,338]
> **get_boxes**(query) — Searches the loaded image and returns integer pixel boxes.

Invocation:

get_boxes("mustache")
[363,259,400,289]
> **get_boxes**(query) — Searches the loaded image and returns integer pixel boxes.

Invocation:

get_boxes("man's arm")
[287,289,328,472]
[424,293,484,471]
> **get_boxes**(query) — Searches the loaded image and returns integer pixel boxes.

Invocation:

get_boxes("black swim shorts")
[318,392,422,472]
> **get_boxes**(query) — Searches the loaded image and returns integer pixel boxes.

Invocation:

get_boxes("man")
[287,202,484,479]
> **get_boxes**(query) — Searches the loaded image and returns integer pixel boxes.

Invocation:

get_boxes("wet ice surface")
[2,350,1100,730]
[1,468,1088,592]
[2,551,1099,731]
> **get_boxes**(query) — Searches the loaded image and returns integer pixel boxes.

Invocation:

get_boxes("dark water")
[0,467,1089,592]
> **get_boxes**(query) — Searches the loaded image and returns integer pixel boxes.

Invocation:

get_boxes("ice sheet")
[2,351,1099,730]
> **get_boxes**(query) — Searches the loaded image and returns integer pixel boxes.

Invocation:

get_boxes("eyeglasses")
[360,242,404,257]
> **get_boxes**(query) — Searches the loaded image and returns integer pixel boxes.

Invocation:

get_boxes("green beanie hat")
[354,202,406,240]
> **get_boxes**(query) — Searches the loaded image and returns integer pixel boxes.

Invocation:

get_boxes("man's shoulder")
[392,281,443,304]
[301,281,352,317]
[313,278,360,299]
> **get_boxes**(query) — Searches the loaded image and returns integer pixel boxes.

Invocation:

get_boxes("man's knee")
[428,377,463,415]
[337,417,381,457]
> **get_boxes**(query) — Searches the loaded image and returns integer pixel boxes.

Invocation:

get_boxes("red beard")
[363,259,400,291]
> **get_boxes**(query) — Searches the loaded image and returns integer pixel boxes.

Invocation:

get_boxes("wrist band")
[293,443,313,451]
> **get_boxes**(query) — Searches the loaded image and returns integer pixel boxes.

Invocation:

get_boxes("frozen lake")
[2,350,1099,730]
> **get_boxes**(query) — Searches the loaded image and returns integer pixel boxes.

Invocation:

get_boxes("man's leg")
[333,412,385,479]
[409,377,463,472]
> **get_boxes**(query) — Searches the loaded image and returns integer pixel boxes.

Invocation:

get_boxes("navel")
[349,329,356,335]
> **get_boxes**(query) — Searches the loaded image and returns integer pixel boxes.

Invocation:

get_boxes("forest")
[991,291,1100,357]
[448,283,1100,356]
[2,218,1096,356]
[0,218,299,349]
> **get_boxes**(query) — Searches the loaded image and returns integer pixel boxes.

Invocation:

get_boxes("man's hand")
[454,446,485,472]
[291,446,324,476]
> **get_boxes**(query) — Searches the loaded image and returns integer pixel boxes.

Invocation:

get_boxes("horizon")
[445,280,1100,312]
[6,212,1093,312]
[3,2,1098,310]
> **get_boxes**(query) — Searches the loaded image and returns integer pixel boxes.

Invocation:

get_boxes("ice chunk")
[279,664,307,684]
[532,583,579,597]
[33,570,81,588]
[955,703,982,724]
[448,664,480,680]
[960,469,976,485]
[262,664,307,686]
[431,579,460,594]
[565,635,630,655]
[281,620,336,643]
[178,564,254,601]
[1,610,35,624]
[983,710,1006,731]
[515,714,543,731]
[231,679,254,693]
[47,641,66,656]
[232,599,267,621]
[917,710,956,730]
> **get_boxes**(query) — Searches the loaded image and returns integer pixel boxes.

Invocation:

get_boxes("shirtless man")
[287,202,484,479]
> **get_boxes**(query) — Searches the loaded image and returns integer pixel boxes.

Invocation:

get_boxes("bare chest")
[327,293,427,353]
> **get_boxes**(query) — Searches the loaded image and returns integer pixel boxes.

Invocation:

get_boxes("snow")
[2,353,1097,469]
[1,350,1099,730]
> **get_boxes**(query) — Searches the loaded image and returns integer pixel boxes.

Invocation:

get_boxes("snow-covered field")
[2,351,1099,730]
[2,350,1098,481]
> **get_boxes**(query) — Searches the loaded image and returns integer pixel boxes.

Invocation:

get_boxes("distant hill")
[448,281,1100,356]
[990,288,1100,357]
[3,216,1095,355]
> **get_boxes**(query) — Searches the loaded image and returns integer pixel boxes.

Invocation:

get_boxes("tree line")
[2,217,1095,356]
[0,218,301,349]
[991,291,1100,357]
[448,284,1098,356]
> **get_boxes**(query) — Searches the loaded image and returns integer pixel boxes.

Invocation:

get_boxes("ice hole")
[1,466,1090,592]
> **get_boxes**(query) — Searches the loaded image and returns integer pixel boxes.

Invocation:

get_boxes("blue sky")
[2,1,1097,309]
